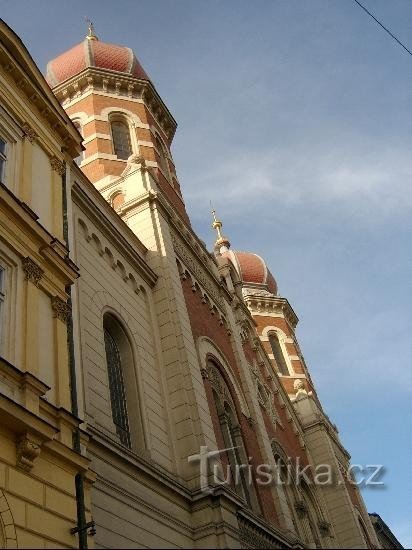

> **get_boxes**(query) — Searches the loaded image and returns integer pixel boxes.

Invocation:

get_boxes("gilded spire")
[85,18,98,41]
[211,207,230,254]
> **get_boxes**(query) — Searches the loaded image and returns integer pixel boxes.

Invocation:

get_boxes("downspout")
[62,164,88,550]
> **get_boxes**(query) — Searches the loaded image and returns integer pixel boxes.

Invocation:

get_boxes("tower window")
[268,333,289,376]
[111,119,132,160]
[104,322,131,447]
[0,138,7,182]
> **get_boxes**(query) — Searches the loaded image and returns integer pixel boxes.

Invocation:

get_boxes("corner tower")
[46,23,189,223]
[212,216,316,399]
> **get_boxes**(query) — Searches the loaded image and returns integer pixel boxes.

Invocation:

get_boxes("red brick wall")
[180,276,279,524]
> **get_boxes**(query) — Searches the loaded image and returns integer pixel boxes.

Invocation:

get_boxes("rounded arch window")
[205,359,260,513]
[268,332,289,376]
[111,191,125,210]
[110,116,133,160]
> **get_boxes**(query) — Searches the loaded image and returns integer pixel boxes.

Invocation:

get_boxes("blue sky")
[2,1,411,545]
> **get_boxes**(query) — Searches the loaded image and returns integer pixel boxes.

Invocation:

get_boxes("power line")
[353,0,412,58]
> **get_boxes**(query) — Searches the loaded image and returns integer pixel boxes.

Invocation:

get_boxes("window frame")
[110,116,133,160]
[102,313,146,451]
[268,331,290,376]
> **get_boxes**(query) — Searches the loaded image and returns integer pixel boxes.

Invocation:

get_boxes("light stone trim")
[82,132,111,145]
[196,336,249,417]
[0,489,17,548]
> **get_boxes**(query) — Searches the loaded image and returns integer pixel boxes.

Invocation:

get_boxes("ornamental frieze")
[171,231,225,311]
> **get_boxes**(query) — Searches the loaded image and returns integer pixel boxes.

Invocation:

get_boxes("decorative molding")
[245,295,299,329]
[172,232,225,311]
[200,368,209,380]
[21,122,38,142]
[16,434,41,471]
[52,67,177,141]
[22,256,44,286]
[51,296,71,324]
[50,156,65,175]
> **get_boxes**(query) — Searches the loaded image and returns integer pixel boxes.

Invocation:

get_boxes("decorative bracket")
[22,257,44,286]
[16,433,41,472]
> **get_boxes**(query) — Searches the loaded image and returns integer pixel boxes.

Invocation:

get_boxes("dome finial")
[85,17,98,41]
[211,204,230,254]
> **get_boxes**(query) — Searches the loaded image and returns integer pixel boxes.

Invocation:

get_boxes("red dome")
[46,38,149,87]
[223,250,277,295]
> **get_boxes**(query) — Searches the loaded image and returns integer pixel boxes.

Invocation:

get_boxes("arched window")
[111,191,125,210]
[155,135,170,179]
[103,315,131,447]
[111,118,132,160]
[268,332,289,376]
[206,360,260,513]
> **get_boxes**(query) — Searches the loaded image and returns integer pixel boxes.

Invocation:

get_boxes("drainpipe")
[62,164,88,550]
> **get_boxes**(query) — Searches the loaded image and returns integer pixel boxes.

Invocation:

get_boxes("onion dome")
[224,250,278,295]
[46,23,149,88]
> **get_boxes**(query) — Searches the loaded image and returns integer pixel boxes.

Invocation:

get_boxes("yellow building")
[0,20,95,549]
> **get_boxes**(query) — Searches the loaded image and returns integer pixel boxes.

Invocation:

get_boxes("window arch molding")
[196,336,250,418]
[0,489,16,548]
[108,189,126,210]
[108,113,135,160]
[261,326,293,376]
[205,358,260,512]
[102,307,148,452]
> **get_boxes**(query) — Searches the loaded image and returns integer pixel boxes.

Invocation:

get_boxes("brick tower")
[46,22,189,224]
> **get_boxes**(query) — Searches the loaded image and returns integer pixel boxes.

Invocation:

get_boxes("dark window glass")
[104,327,131,447]
[111,120,132,160]
[269,333,289,375]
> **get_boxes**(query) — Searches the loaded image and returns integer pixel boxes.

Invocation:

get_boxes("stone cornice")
[0,22,81,158]
[0,183,79,286]
[245,294,299,329]
[52,66,177,143]
[72,179,157,288]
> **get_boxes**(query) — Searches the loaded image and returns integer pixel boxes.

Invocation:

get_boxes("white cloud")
[183,144,412,221]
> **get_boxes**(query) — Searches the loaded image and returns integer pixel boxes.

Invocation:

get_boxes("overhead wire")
[353,0,412,57]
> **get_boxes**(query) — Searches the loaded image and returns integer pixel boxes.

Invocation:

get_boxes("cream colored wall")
[72,208,174,472]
